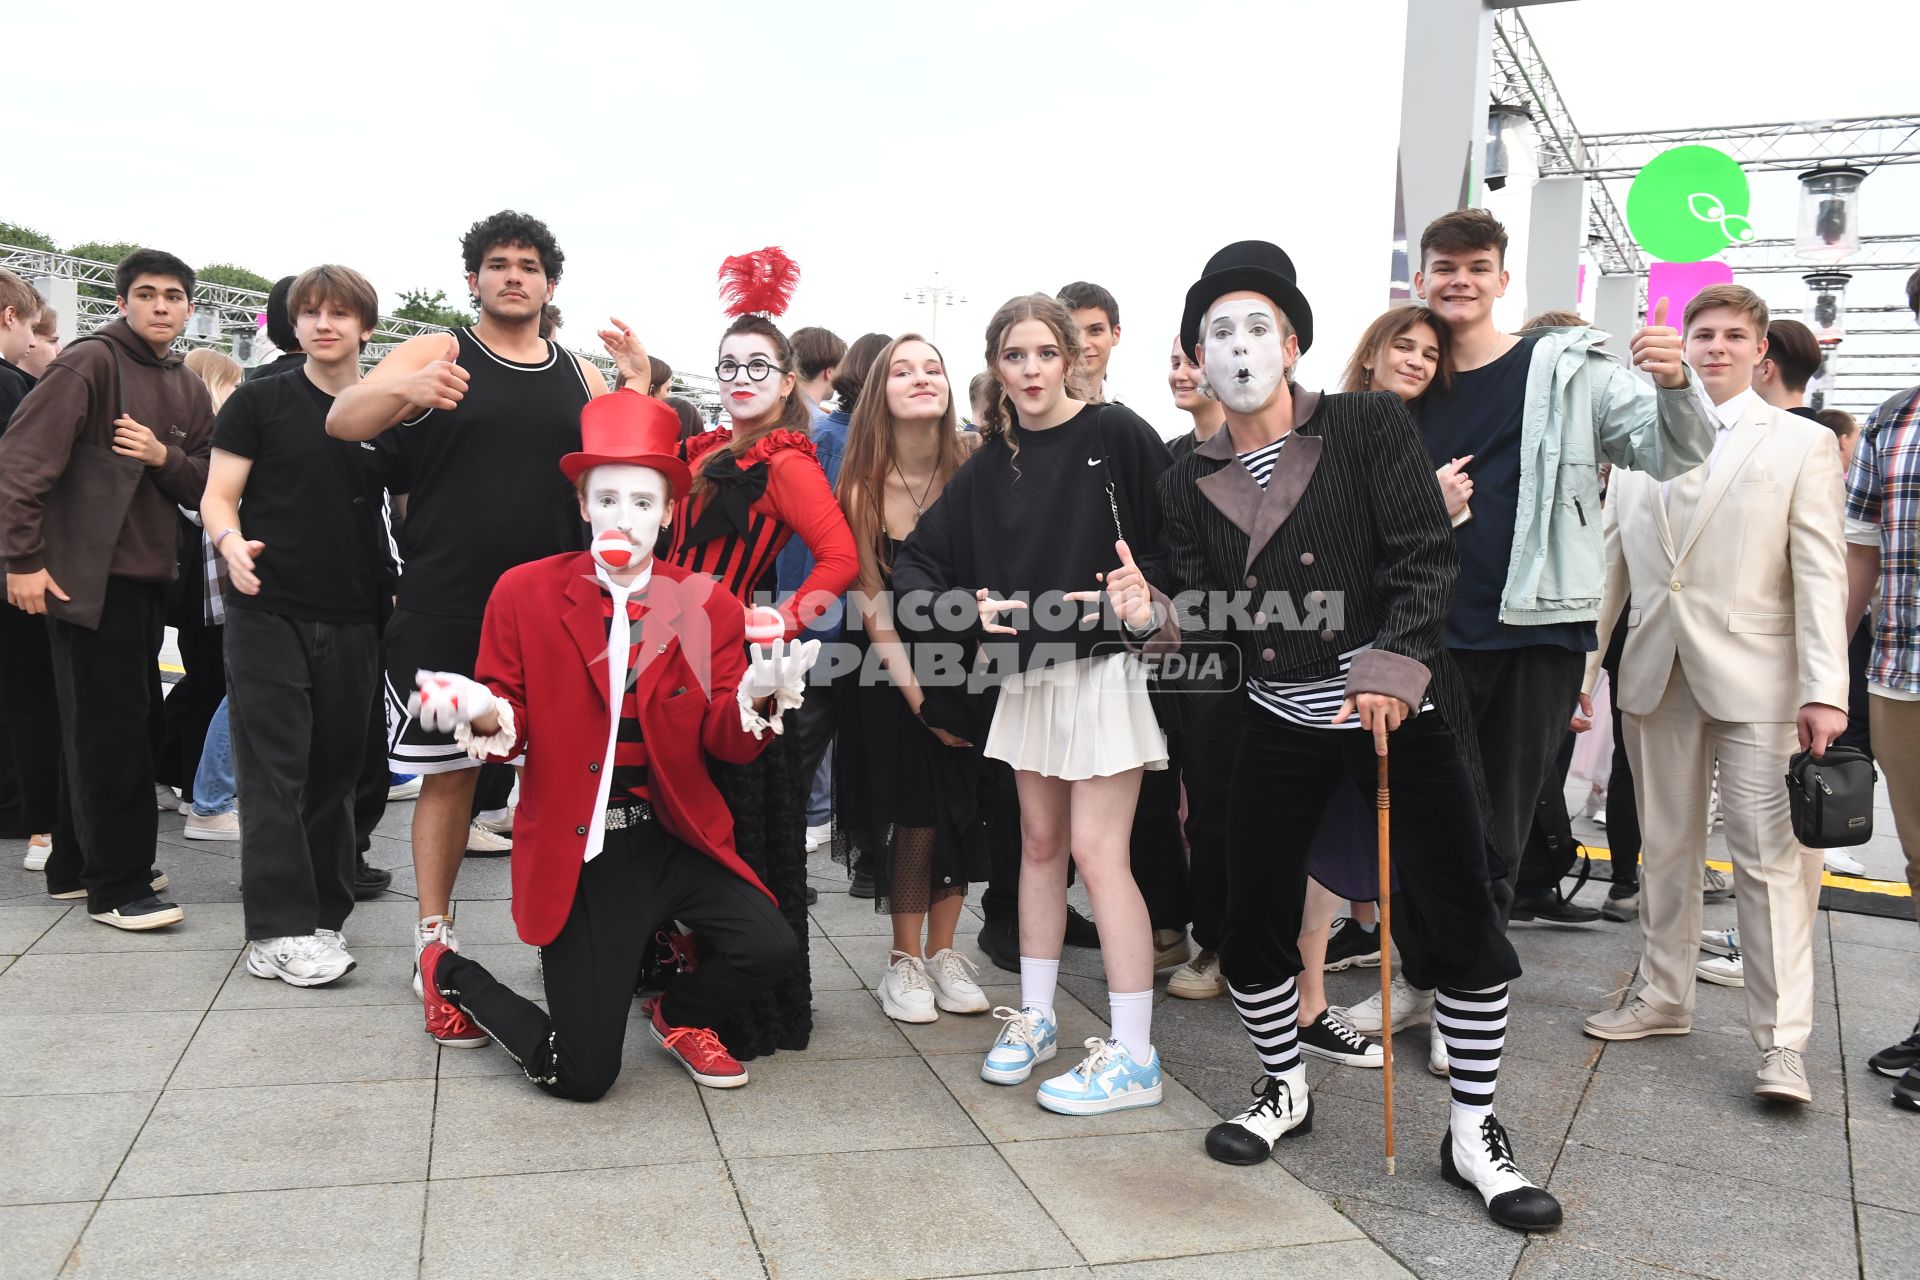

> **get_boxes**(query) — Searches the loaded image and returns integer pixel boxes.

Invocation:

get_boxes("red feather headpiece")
[716,247,800,318]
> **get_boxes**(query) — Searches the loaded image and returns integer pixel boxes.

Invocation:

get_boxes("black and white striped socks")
[1436,983,1508,1114]
[1230,979,1301,1077]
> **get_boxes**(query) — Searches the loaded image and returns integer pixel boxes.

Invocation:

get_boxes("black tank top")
[381,327,593,617]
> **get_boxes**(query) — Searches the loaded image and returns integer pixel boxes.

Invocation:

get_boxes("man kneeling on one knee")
[407,385,817,1098]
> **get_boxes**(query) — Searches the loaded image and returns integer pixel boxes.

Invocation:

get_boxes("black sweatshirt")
[891,401,1172,674]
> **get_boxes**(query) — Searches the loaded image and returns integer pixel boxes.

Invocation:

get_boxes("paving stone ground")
[0,779,1912,1279]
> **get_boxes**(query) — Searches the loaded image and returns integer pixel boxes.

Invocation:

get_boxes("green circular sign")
[1625,145,1754,263]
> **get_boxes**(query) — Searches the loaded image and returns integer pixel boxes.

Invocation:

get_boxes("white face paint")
[579,464,672,573]
[1201,295,1290,414]
[717,333,786,425]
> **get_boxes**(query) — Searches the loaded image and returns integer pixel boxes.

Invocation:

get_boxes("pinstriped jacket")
[1153,387,1457,712]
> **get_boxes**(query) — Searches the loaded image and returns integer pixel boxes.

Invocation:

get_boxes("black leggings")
[1220,707,1520,994]
[436,815,797,1102]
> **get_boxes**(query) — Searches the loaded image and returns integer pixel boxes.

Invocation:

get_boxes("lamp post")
[903,273,964,341]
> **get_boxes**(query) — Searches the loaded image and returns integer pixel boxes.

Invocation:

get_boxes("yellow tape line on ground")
[1580,842,1910,899]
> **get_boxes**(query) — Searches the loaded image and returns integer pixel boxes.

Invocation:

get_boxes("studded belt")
[604,802,655,829]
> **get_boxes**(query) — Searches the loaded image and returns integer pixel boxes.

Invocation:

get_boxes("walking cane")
[1376,750,1396,1175]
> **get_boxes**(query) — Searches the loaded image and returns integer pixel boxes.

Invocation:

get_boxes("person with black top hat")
[1142,240,1561,1231]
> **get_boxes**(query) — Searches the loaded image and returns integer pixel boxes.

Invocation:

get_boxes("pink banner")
[1646,259,1733,327]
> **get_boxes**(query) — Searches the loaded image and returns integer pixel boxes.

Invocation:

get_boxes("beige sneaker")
[1152,929,1190,972]
[1166,949,1225,999]
[1755,1046,1811,1104]
[1582,996,1691,1041]
[183,810,240,841]
[465,821,512,855]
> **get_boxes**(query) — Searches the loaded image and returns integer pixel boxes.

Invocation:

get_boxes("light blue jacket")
[1501,326,1716,626]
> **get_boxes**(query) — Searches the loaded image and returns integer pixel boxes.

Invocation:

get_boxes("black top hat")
[1180,241,1314,359]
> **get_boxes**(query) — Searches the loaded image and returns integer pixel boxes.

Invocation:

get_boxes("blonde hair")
[1683,284,1769,335]
[184,348,243,409]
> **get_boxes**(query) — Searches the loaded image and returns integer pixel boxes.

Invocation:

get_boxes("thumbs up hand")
[1630,296,1688,390]
[405,332,470,412]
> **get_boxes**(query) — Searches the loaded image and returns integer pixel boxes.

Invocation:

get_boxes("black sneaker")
[1511,888,1601,924]
[1323,918,1382,971]
[849,868,876,900]
[1868,1021,1920,1079]
[1299,1009,1382,1067]
[89,895,183,931]
[353,860,393,901]
[1895,1065,1920,1112]
[804,885,819,906]
[1064,906,1101,949]
[976,918,1018,973]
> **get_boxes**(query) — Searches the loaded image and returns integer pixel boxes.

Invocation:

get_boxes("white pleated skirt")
[984,653,1169,780]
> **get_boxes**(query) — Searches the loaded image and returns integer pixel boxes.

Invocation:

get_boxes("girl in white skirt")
[891,293,1174,1115]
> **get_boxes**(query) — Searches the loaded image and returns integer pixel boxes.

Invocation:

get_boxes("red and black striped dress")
[664,426,856,1057]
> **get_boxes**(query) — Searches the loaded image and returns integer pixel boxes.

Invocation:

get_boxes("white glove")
[744,638,821,706]
[409,670,495,734]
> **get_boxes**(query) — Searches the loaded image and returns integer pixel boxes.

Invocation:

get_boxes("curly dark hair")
[460,210,564,282]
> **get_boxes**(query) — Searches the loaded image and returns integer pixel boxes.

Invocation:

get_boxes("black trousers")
[980,760,1023,925]
[1449,645,1586,919]
[46,577,167,913]
[1836,619,1875,757]
[158,609,226,794]
[224,609,378,940]
[0,603,61,834]
[1220,707,1520,994]
[1129,742,1191,933]
[354,684,390,856]
[438,817,797,1102]
[1519,732,1580,893]
[1179,689,1241,952]
[1604,691,1642,887]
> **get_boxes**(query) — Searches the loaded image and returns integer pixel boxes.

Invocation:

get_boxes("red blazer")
[471,552,774,946]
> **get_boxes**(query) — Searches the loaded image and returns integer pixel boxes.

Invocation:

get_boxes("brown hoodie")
[0,317,212,583]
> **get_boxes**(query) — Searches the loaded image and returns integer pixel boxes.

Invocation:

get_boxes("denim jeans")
[192,697,236,817]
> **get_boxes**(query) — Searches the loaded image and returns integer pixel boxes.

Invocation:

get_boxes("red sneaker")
[420,941,489,1048]
[643,995,747,1088]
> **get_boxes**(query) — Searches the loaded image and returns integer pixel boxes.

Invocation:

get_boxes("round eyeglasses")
[715,357,787,383]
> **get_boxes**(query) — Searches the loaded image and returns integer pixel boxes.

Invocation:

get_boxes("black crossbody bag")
[1784,747,1877,848]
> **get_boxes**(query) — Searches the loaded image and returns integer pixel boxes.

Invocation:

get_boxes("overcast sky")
[8,0,1916,426]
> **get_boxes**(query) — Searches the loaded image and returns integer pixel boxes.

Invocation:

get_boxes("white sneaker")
[878,950,938,1023]
[23,834,51,872]
[1702,866,1733,902]
[1700,926,1740,957]
[248,935,356,987]
[411,915,458,997]
[1823,849,1867,877]
[1167,949,1226,999]
[1697,952,1745,987]
[465,821,511,854]
[1429,1019,1450,1077]
[387,776,423,802]
[804,823,831,852]
[926,947,988,1013]
[1336,976,1434,1036]
[1442,1111,1562,1232]
[155,784,181,813]
[475,807,514,835]
[183,811,240,841]
[317,927,348,952]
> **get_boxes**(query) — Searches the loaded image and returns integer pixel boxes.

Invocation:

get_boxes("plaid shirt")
[1845,386,1920,694]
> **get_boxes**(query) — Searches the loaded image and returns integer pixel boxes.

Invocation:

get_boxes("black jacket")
[1154,388,1454,709]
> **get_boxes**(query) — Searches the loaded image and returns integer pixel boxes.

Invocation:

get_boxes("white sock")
[1109,989,1154,1064]
[1019,956,1059,1023]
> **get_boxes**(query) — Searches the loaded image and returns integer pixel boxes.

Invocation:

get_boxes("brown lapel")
[1193,387,1325,573]
[560,557,685,710]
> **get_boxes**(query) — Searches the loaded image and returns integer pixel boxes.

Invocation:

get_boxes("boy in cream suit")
[1579,285,1848,1105]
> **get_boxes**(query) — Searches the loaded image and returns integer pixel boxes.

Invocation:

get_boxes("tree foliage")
[198,263,276,294]
[0,221,58,252]
[393,287,474,329]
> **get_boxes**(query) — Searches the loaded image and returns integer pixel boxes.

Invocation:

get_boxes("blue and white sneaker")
[981,1005,1058,1084]
[1036,1037,1164,1115]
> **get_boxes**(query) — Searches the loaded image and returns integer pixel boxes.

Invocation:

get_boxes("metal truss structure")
[0,243,720,410]
[1490,8,1641,276]
[1721,235,1920,277]
[1576,115,1920,180]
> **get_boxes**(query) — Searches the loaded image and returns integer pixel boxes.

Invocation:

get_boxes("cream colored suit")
[1584,395,1848,1051]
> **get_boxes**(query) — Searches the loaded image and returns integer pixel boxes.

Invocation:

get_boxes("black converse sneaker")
[1323,917,1383,971]
[1299,1009,1383,1067]
[1205,1071,1313,1165]
[1867,1019,1920,1079]
[1441,1112,1562,1232]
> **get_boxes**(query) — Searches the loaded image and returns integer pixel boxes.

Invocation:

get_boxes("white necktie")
[583,569,635,863]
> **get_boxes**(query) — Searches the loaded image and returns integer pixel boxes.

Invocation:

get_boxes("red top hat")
[561,390,693,497]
